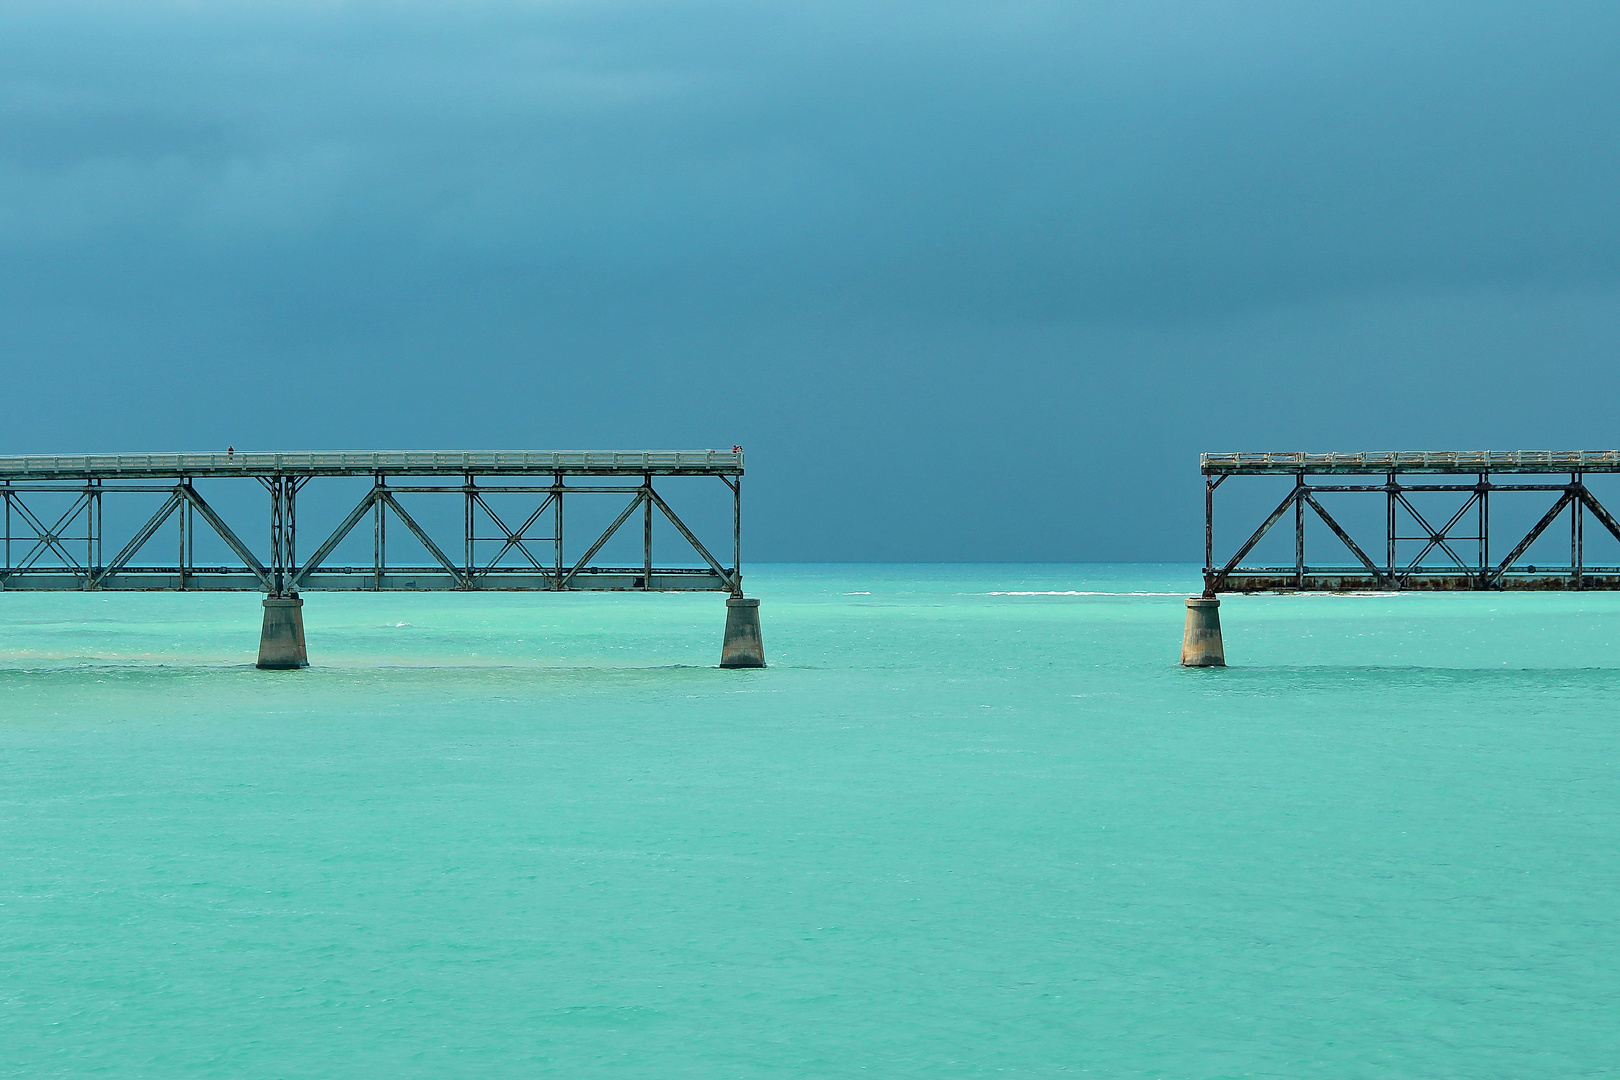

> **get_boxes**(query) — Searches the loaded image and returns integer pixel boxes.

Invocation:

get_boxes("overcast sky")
[3,1,1618,560]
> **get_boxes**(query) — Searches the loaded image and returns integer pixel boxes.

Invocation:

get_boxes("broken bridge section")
[1202,450,1620,594]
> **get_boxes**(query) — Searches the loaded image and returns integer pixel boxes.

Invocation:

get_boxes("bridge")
[1183,450,1620,666]
[0,449,763,669]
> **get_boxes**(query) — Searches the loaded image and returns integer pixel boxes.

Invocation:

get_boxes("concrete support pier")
[720,596,765,668]
[257,596,309,670]
[1181,597,1225,667]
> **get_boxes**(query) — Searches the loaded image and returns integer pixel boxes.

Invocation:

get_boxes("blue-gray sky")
[3,1,1618,560]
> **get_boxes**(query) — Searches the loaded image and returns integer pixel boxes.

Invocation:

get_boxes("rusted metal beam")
[1303,495,1384,583]
[1487,490,1575,587]
[1395,492,1475,577]
[1210,488,1299,593]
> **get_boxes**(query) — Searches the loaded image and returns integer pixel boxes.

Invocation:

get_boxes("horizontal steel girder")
[0,568,732,592]
[1218,572,1620,592]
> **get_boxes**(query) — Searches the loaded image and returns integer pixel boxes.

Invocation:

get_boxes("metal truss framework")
[0,451,743,595]
[1202,451,1620,593]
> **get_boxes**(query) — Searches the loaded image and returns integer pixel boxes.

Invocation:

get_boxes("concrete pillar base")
[257,596,309,670]
[1181,597,1225,667]
[720,596,765,668]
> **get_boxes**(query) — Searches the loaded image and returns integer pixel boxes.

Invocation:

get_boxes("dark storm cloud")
[2,1,1618,558]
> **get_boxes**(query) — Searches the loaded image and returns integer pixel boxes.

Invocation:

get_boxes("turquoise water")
[4,564,1620,1077]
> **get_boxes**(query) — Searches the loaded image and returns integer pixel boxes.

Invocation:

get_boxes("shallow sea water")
[3,564,1619,1078]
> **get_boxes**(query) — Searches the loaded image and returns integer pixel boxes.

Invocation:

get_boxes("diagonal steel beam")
[1488,489,1575,586]
[1400,493,1473,570]
[4,496,65,572]
[648,489,737,591]
[1304,494,1385,582]
[1211,488,1298,590]
[558,491,646,589]
[474,492,551,574]
[18,496,88,571]
[8,493,90,575]
[1396,492,1476,575]
[379,491,468,589]
[183,484,274,590]
[90,489,183,589]
[291,488,380,588]
[1577,487,1620,547]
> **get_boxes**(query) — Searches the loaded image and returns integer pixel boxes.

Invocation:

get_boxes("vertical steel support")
[179,482,190,586]
[268,476,281,595]
[89,479,101,577]
[1294,474,1305,589]
[1477,473,1487,587]
[1386,472,1397,588]
[1573,473,1584,590]
[280,476,290,594]
[266,474,297,597]
[464,473,475,584]
[553,472,564,588]
[643,472,653,589]
[183,483,195,587]
[373,473,385,590]
[3,485,9,571]
[289,478,298,581]
[733,477,742,595]
[1204,477,1214,592]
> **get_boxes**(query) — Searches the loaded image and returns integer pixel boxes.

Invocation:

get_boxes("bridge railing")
[0,449,743,480]
[1203,450,1620,474]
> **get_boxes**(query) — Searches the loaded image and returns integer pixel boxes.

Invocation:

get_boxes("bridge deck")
[0,449,742,480]
[1203,450,1620,475]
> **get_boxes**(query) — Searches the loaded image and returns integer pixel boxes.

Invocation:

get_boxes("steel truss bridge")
[1203,450,1620,593]
[0,450,744,596]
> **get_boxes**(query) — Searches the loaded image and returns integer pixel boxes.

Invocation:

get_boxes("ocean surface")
[3,564,1619,1078]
